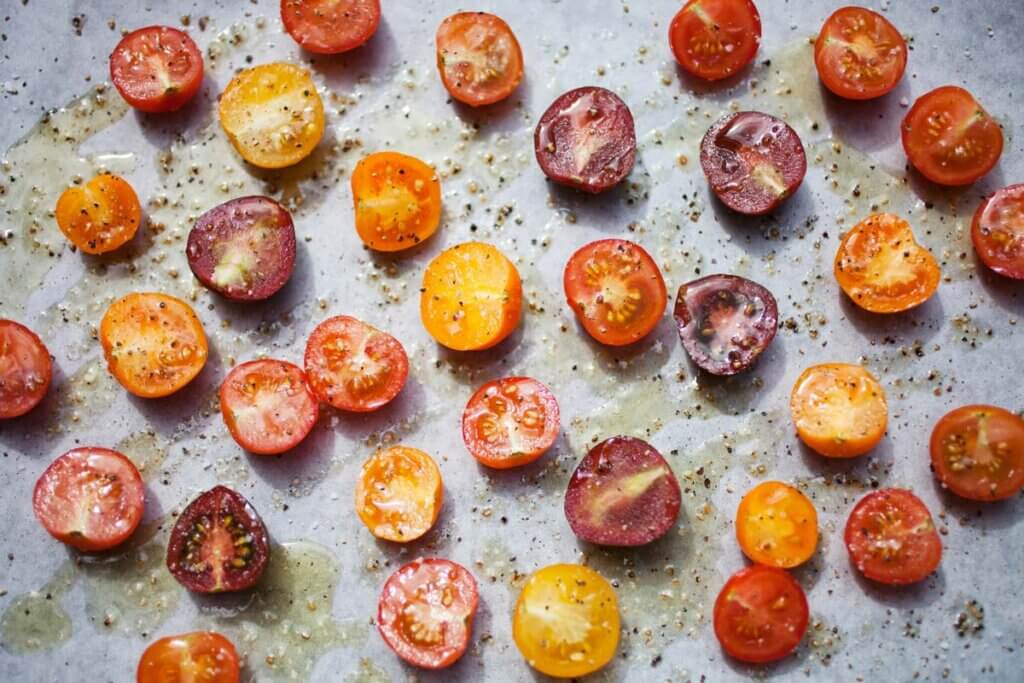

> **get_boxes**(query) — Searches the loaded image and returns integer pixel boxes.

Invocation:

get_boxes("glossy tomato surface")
[972,184,1024,279]
[356,446,443,542]
[790,363,888,458]
[137,631,240,683]
[219,359,319,455]
[0,319,52,419]
[844,488,942,585]
[55,173,141,254]
[461,376,560,469]
[110,26,204,113]
[669,0,762,81]
[436,12,523,106]
[814,6,907,100]
[713,565,808,664]
[281,0,381,54]
[930,405,1024,501]
[736,481,818,568]
[351,152,441,251]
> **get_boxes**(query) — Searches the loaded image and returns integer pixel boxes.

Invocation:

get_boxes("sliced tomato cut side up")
[351,152,442,252]
[355,446,443,543]
[735,480,818,569]
[669,0,762,81]
[790,363,888,458]
[137,631,240,683]
[281,0,381,54]
[220,359,319,455]
[378,558,479,669]
[930,405,1024,501]
[436,12,524,107]
[0,319,52,419]
[110,26,204,113]
[814,6,907,100]
[844,488,942,585]
[713,565,809,664]
[462,376,560,469]
[971,184,1024,280]
[55,173,141,255]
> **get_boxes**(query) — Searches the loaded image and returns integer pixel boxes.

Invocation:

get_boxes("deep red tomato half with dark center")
[110,26,204,113]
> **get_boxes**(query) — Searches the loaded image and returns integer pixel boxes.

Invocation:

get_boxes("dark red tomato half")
[535,86,637,194]
[461,376,560,469]
[713,565,808,664]
[674,274,778,376]
[564,436,681,546]
[700,111,806,215]
[0,319,52,419]
[281,0,382,54]
[972,184,1024,279]
[166,486,270,593]
[110,26,204,113]
[669,0,762,81]
[186,196,296,302]
[219,359,319,455]
[844,488,942,585]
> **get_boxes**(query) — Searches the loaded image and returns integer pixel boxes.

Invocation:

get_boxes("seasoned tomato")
[219,62,325,169]
[99,292,208,399]
[0,319,52,419]
[674,274,778,376]
[33,447,144,552]
[436,12,523,107]
[166,486,270,593]
[930,405,1024,502]
[137,631,240,683]
[356,446,443,543]
[461,376,560,469]
[669,0,762,81]
[901,86,1003,186]
[513,564,619,678]
[55,173,141,254]
[844,488,942,585]
[187,196,296,301]
[834,213,939,313]
[563,239,667,346]
[351,152,441,252]
[564,436,681,547]
[378,558,479,669]
[790,363,888,458]
[421,242,522,351]
[303,315,408,412]
[735,481,818,569]
[700,111,806,215]
[971,184,1024,280]
[110,26,204,113]
[219,359,319,456]
[814,7,907,100]
[535,86,637,194]
[713,565,808,663]
[281,0,381,54]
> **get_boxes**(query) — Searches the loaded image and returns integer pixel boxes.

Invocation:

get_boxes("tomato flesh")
[0,319,52,419]
[814,7,907,100]
[137,631,240,683]
[713,565,808,664]
[736,481,818,569]
[356,446,443,543]
[436,12,524,107]
[110,26,204,113]
[669,0,762,81]
[790,363,888,458]
[461,376,560,469]
[220,359,319,456]
[281,0,381,54]
[930,405,1024,502]
[844,489,942,585]
[351,152,442,252]
[55,173,141,254]
[972,184,1024,280]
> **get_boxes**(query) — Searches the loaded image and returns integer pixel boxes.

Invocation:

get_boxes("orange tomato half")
[351,152,441,251]
[735,481,818,569]
[790,363,888,458]
[436,12,524,106]
[355,446,443,542]
[137,631,240,683]
[55,173,141,254]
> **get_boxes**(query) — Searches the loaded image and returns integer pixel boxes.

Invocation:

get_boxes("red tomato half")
[669,0,762,81]
[137,631,240,683]
[930,405,1024,501]
[972,184,1024,279]
[33,448,145,552]
[814,6,907,100]
[281,0,381,54]
[219,359,319,455]
[713,565,808,664]
[436,12,524,107]
[0,319,52,419]
[461,377,560,469]
[110,26,204,113]
[378,558,479,669]
[844,489,942,585]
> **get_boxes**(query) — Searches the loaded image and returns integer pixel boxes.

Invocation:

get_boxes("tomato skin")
[378,558,479,669]
[55,173,141,255]
[790,363,888,458]
[814,7,907,100]
[436,12,524,107]
[137,631,240,683]
[33,448,145,552]
[735,481,818,569]
[971,184,1024,280]
[110,26,204,113]
[0,319,52,419]
[461,377,560,469]
[281,0,381,54]
[356,446,443,543]
[844,489,942,585]
[930,405,1024,502]
[351,152,442,252]
[669,0,762,81]
[713,565,808,664]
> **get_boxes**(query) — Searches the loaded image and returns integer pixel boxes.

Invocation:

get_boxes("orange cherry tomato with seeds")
[713,565,808,664]
[790,363,888,458]
[378,558,479,669]
[971,184,1024,280]
[55,173,141,255]
[281,0,381,54]
[669,0,762,81]
[930,405,1024,502]
[844,488,941,585]
[351,152,442,252]
[356,446,443,543]
[219,359,319,456]
[421,242,523,351]
[100,292,208,399]
[736,481,818,569]
[0,319,52,419]
[110,26,204,113]
[814,7,907,100]
[901,86,1003,186]
[436,12,524,107]
[461,376,560,469]
[834,213,939,313]
[564,239,667,346]
[137,631,240,683]
[303,315,408,412]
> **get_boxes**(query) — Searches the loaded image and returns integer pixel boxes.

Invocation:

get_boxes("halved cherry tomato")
[436,12,524,107]
[218,62,325,169]
[971,184,1024,280]
[99,292,208,399]
[0,319,52,419]
[930,405,1024,502]
[669,0,762,81]
[355,446,443,543]
[461,376,560,469]
[901,86,1004,186]
[378,558,479,669]
[166,486,270,593]
[303,315,408,412]
[834,213,940,313]
[735,481,818,569]
[110,26,204,113]
[281,0,381,54]
[844,488,941,585]
[674,274,778,375]
[137,631,240,683]
[814,7,907,100]
[513,564,619,678]
[421,242,522,351]
[55,173,141,255]
[563,239,667,346]
[351,152,442,252]
[714,565,808,663]
[32,447,145,552]
[790,363,888,458]
[219,359,319,456]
